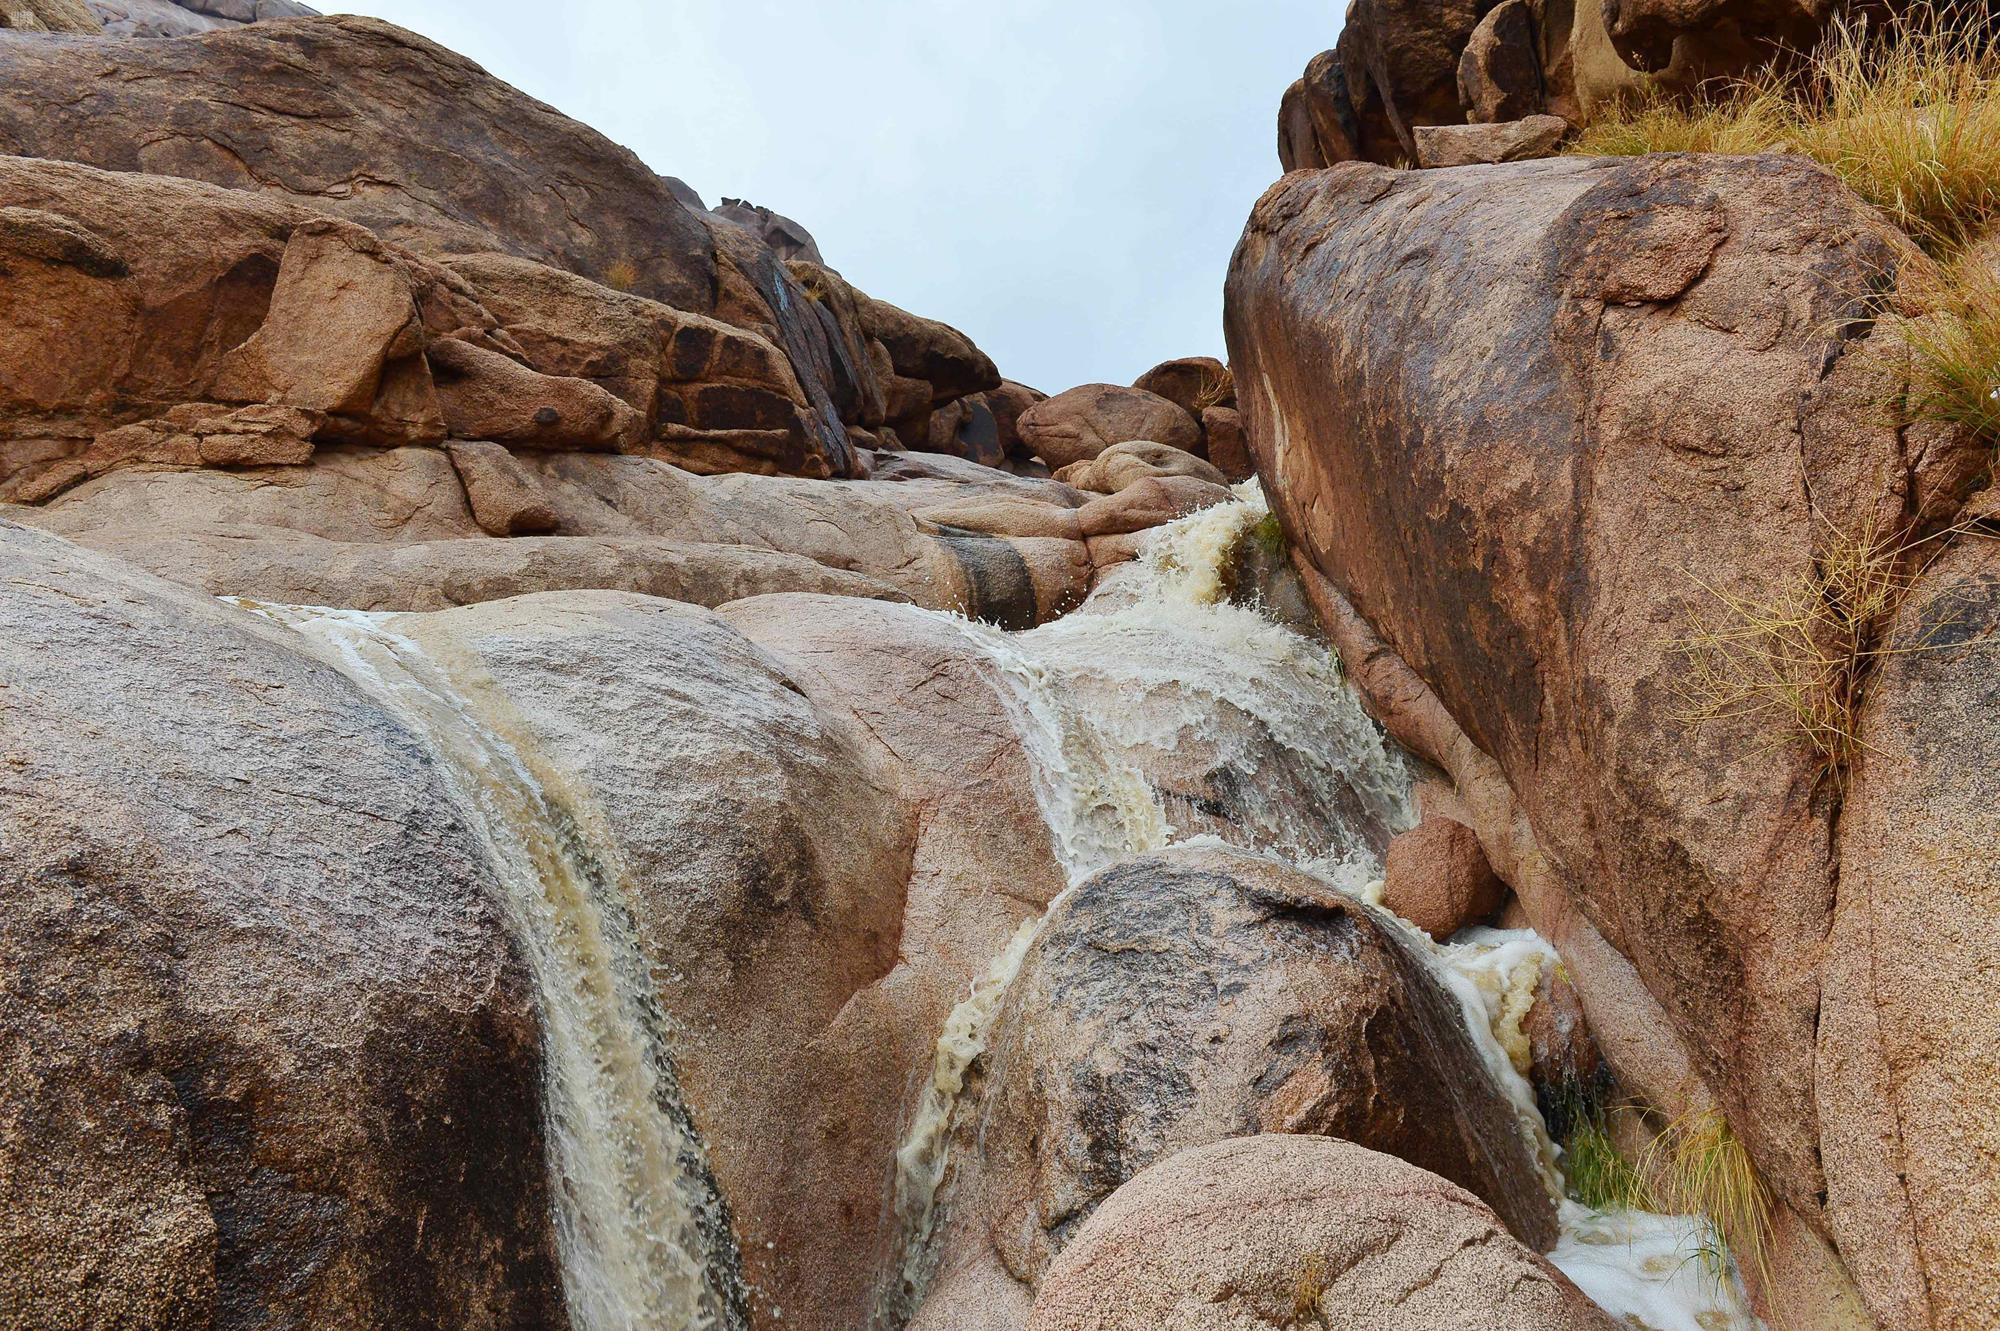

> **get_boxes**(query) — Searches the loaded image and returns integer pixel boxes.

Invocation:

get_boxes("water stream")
[242,603,746,1331]
[885,485,1764,1331]
[241,480,1760,1331]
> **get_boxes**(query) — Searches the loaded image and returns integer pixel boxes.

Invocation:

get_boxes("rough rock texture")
[386,592,931,1331]
[1382,814,1508,941]
[1025,1136,1614,1331]
[1130,356,1232,420]
[1016,384,1202,471]
[86,0,316,36]
[1227,151,1994,1327]
[1277,0,1891,168]
[1414,114,1568,167]
[1820,537,2000,1331]
[1055,439,1225,494]
[0,0,98,29]
[908,847,1559,1329]
[0,15,1012,476]
[0,521,565,1329]
[1460,0,1546,122]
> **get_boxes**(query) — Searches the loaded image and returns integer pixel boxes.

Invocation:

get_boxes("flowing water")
[885,484,1764,1331]
[243,480,1760,1331]
[242,604,745,1331]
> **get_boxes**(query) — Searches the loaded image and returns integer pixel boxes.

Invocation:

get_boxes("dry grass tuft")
[1190,367,1236,414]
[602,258,641,293]
[1892,247,2000,441]
[1291,1254,1331,1328]
[1572,6,2000,255]
[1670,510,1980,779]
[1639,1110,1775,1295]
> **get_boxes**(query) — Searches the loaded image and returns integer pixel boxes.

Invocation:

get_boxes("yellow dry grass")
[1572,6,2000,255]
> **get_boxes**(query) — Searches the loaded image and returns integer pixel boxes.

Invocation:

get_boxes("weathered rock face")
[908,847,1558,1328]
[0,0,99,30]
[1025,1135,1615,1331]
[85,0,317,36]
[1821,537,2000,1331]
[0,521,565,1329]
[0,15,1015,477]
[1226,151,1995,1327]
[1016,383,1201,471]
[1275,0,1907,168]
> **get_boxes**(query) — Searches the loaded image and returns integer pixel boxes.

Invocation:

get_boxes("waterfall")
[879,484,1763,1331]
[241,603,746,1331]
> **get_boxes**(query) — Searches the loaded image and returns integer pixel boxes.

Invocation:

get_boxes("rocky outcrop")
[1226,151,1994,1327]
[0,0,98,29]
[1275,0,1904,169]
[0,521,565,1328]
[1016,384,1202,470]
[0,15,1010,476]
[85,0,317,36]
[1025,1136,1615,1331]
[908,847,1560,1328]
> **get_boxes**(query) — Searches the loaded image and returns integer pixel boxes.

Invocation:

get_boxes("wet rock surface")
[1025,1135,1614,1331]
[909,847,1559,1328]
[0,522,565,1330]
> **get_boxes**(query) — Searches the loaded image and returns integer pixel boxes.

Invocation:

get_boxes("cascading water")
[887,484,1763,1331]
[241,604,745,1331]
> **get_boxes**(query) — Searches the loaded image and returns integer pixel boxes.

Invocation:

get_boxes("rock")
[1415,115,1569,167]
[925,395,1007,469]
[1600,0,1828,78]
[0,14,874,475]
[444,252,821,459]
[1382,814,1508,940]
[1131,356,1233,418]
[1276,77,1326,172]
[383,591,929,1331]
[0,0,99,29]
[1200,406,1252,483]
[1075,474,1233,538]
[1300,48,1363,166]
[445,440,559,535]
[1460,0,1547,122]
[426,336,646,452]
[0,521,565,1327]
[908,848,1561,1327]
[1523,962,1605,1101]
[1016,384,1201,470]
[86,0,313,35]
[12,441,1093,624]
[1820,536,2000,1331]
[1025,1136,1614,1331]
[211,218,444,446]
[1055,439,1225,494]
[1336,0,1497,160]
[711,196,824,264]
[1226,151,1972,1321]
[87,0,231,35]
[982,379,1047,466]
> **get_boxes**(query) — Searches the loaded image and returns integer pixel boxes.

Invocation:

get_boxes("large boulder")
[1820,537,2000,1331]
[1025,1135,1614,1331]
[1226,151,1993,1326]
[0,521,565,1328]
[1016,384,1201,471]
[907,847,1558,1328]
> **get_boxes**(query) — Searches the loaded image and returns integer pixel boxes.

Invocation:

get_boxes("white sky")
[326,1,1336,392]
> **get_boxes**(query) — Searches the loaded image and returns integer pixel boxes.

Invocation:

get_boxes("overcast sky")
[326,1,1336,392]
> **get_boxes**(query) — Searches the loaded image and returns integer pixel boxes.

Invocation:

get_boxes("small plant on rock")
[1640,1109,1775,1295]
[1291,1254,1331,1329]
[1892,248,2000,443]
[1671,509,1966,781]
